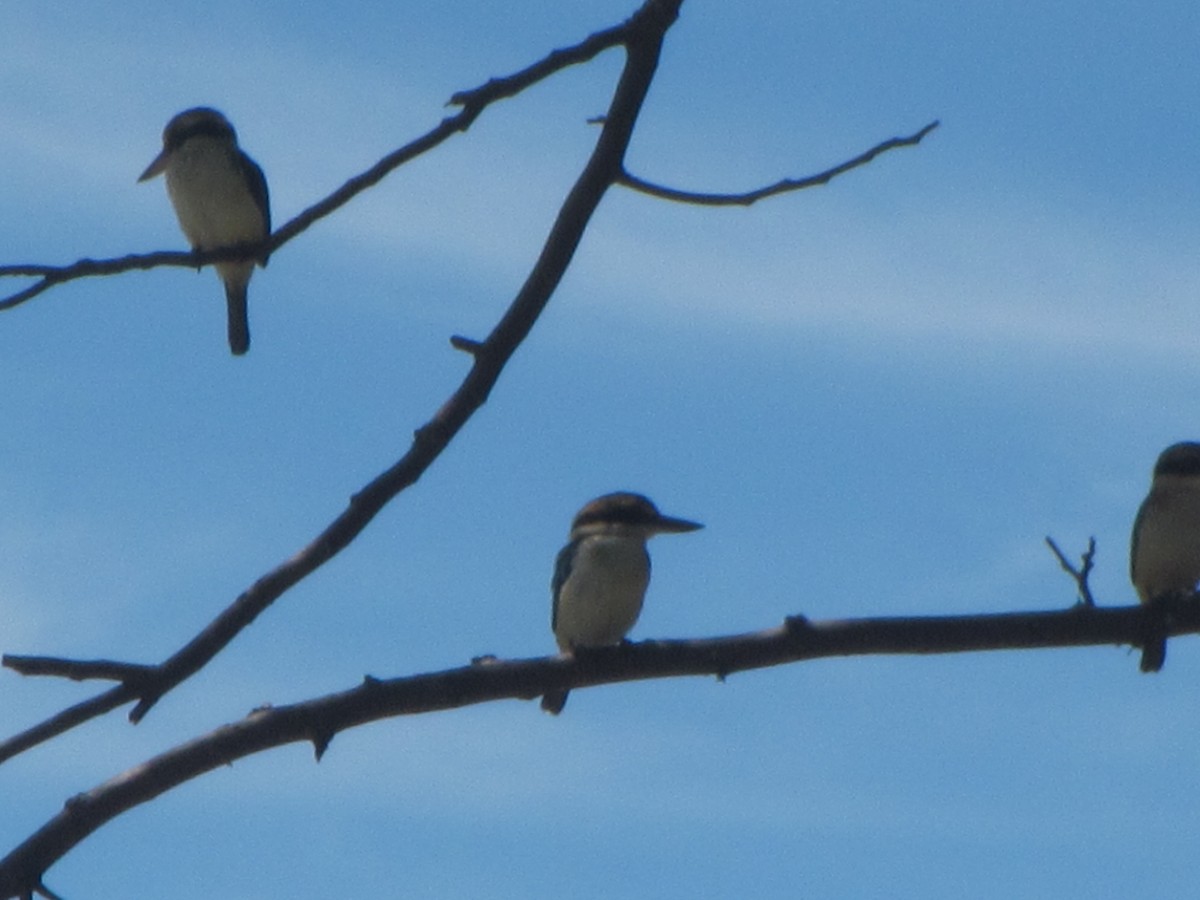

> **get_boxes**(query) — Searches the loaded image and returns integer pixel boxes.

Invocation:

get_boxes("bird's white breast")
[164,137,265,251]
[554,534,650,651]
[1133,482,1200,602]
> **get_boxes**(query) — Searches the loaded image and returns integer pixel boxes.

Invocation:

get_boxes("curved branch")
[0,0,685,765]
[0,597,1192,899]
[0,9,638,311]
[617,119,939,205]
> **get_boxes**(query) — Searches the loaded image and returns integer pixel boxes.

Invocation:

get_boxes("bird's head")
[138,107,238,182]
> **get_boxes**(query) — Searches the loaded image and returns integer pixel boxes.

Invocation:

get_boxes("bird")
[1130,441,1200,672]
[541,492,702,715]
[139,107,270,356]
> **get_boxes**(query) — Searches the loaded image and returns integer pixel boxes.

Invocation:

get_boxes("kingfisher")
[139,107,271,356]
[541,492,703,714]
[1130,441,1200,672]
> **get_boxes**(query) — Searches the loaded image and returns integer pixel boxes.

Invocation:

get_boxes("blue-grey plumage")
[542,492,702,714]
[139,107,270,356]
[1130,441,1200,672]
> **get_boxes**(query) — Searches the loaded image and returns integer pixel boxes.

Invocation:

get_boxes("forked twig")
[1045,535,1097,607]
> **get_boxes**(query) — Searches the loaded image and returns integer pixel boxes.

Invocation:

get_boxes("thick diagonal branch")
[0,0,685,766]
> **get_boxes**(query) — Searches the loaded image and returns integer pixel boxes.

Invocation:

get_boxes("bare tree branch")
[0,0,688,765]
[1,598,1194,900]
[0,11,637,311]
[1045,535,1098,607]
[617,120,939,205]
[1,656,154,683]
[0,686,138,770]
[32,880,65,900]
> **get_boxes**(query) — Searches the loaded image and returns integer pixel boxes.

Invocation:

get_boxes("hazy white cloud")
[564,189,1200,365]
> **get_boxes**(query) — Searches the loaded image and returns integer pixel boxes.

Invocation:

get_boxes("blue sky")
[3,1,1200,897]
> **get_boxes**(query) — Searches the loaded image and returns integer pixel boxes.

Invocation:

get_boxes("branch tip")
[1045,535,1098,608]
[312,732,334,762]
[3,654,156,683]
[128,693,159,724]
[450,334,483,354]
[618,118,940,207]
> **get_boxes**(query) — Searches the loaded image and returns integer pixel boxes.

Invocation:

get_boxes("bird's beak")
[137,150,169,182]
[652,514,704,534]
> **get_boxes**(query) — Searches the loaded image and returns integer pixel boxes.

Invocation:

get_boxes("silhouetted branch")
[1045,535,1098,607]
[449,334,485,355]
[0,9,638,311]
[0,686,138,766]
[2,656,155,683]
[32,880,65,900]
[0,0,688,765]
[617,120,939,205]
[0,598,1192,900]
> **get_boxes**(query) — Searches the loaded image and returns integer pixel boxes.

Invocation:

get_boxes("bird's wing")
[550,539,581,633]
[1131,495,1151,584]
[237,151,271,264]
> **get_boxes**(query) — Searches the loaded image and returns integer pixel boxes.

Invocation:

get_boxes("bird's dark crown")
[162,107,237,152]
[569,491,702,536]
[572,492,662,530]
[1153,441,1200,478]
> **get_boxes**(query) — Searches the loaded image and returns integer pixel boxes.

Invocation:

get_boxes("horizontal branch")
[2,656,156,683]
[0,597,1192,899]
[617,119,939,205]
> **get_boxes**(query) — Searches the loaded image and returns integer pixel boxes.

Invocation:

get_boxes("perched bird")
[542,492,702,714]
[139,107,270,356]
[1130,441,1200,672]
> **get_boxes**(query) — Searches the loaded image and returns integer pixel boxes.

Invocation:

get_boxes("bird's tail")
[541,690,569,715]
[221,267,251,356]
[1140,597,1170,673]
[1140,637,1167,673]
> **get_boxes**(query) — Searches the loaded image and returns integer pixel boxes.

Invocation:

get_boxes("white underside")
[1133,482,1200,602]
[554,535,650,651]
[164,138,265,289]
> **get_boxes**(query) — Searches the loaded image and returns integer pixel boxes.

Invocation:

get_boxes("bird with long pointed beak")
[1130,441,1200,672]
[542,492,702,714]
[139,107,270,356]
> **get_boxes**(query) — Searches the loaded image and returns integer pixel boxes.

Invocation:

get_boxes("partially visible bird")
[542,492,702,715]
[139,107,270,356]
[1130,441,1200,672]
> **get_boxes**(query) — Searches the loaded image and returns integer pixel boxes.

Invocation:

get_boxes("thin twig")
[33,880,65,900]
[617,120,939,206]
[449,334,484,354]
[1045,535,1097,607]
